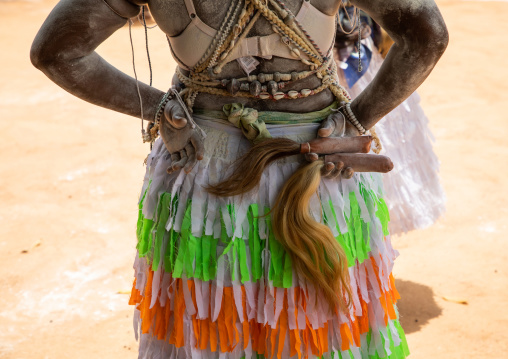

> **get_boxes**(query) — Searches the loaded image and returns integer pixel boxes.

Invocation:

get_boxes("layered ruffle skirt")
[129,117,410,359]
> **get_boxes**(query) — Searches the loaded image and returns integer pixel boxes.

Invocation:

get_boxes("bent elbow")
[30,46,42,70]
[425,15,449,57]
[434,23,449,56]
[30,34,67,72]
[400,11,449,65]
[384,0,449,59]
[30,41,52,71]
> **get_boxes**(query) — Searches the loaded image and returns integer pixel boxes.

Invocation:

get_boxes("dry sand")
[0,0,507,358]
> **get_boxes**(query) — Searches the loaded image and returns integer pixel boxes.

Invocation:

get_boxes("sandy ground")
[0,0,507,358]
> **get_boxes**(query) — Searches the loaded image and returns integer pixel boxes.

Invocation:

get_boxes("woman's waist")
[178,56,337,111]
[151,105,335,165]
[194,115,319,159]
[193,99,339,144]
[195,115,320,140]
[194,99,338,125]
[192,86,337,113]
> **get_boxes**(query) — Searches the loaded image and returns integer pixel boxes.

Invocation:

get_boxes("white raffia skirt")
[129,116,409,359]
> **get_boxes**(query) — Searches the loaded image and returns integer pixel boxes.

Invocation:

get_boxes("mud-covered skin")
[152,0,339,112]
[31,0,448,130]
[350,0,449,128]
[151,0,338,37]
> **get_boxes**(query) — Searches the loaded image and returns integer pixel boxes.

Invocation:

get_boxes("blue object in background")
[344,44,372,88]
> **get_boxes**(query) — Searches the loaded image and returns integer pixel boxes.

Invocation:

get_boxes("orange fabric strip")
[351,318,361,347]
[339,323,354,351]
[199,319,209,350]
[209,312,218,352]
[242,287,250,350]
[128,254,402,356]
[317,323,328,356]
[277,292,289,359]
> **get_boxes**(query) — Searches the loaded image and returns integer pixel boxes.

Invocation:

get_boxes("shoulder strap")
[182,0,217,37]
[183,0,197,18]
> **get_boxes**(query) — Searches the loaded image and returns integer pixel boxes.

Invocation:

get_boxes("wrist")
[143,90,173,143]
[153,91,173,122]
[347,101,383,154]
[340,102,367,135]
[142,88,166,121]
[349,101,367,128]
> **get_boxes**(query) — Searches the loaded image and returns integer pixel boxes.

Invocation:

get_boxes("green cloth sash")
[222,103,271,144]
[193,101,339,143]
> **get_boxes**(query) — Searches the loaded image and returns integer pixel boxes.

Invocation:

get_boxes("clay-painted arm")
[30,0,163,120]
[349,0,449,129]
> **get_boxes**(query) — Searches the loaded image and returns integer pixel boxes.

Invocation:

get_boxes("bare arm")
[30,0,163,120]
[349,0,449,129]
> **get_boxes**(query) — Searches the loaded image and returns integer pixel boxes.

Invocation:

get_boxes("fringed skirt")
[129,116,410,359]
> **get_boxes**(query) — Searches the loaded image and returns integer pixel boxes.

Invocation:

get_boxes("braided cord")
[128,19,147,141]
[208,2,256,70]
[270,0,324,57]
[250,0,321,62]
[193,0,243,72]
[195,1,254,74]
[142,7,153,86]
[213,11,262,73]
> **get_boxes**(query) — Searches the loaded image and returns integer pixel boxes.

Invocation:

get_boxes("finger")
[331,112,346,137]
[171,152,181,163]
[165,103,187,129]
[305,153,319,162]
[330,161,344,179]
[341,167,354,179]
[171,149,188,171]
[183,144,197,174]
[190,132,205,161]
[318,116,336,138]
[321,162,335,177]
[167,152,182,174]
[170,106,188,129]
[322,113,346,138]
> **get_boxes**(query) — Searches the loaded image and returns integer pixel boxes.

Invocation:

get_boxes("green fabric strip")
[268,216,287,288]
[194,101,339,125]
[151,193,172,270]
[376,197,391,237]
[248,204,263,281]
[136,183,389,282]
[222,103,272,144]
[325,193,372,268]
[136,181,152,257]
[323,319,409,359]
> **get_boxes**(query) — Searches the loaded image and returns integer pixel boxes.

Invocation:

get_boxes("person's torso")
[143,0,342,112]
